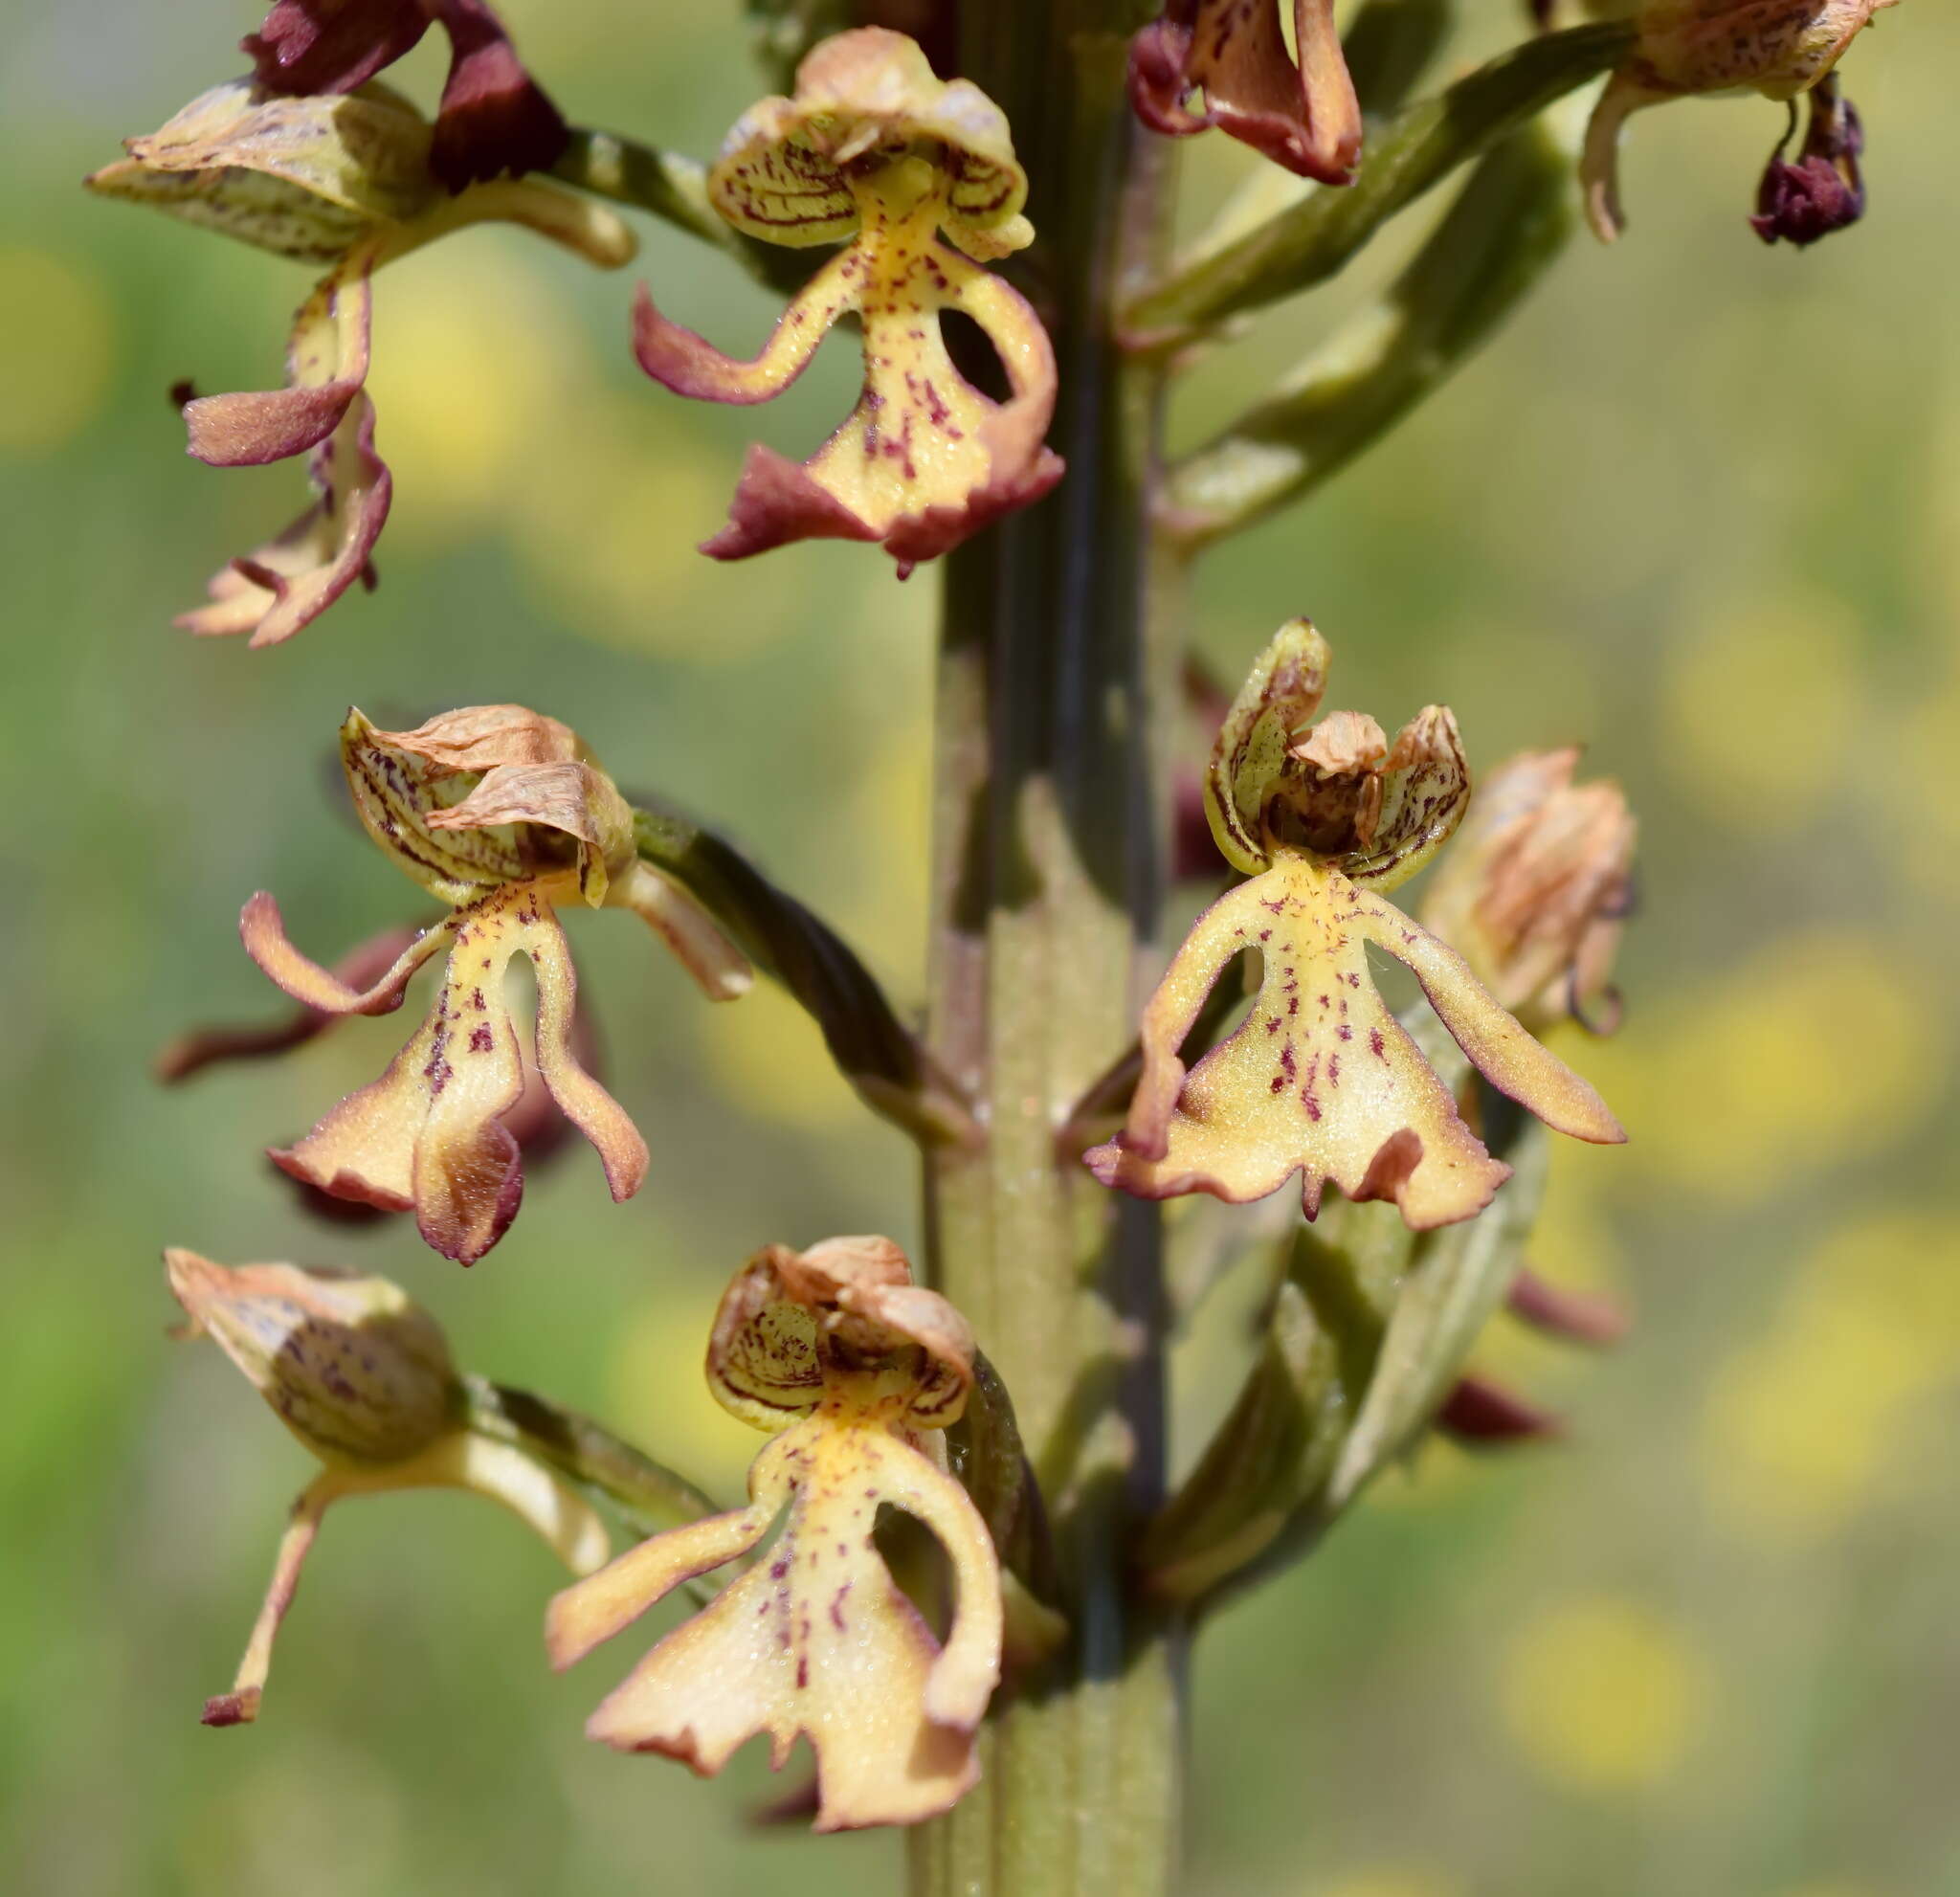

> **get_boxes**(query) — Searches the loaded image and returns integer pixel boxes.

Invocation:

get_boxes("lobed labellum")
[548,1239,999,1831]
[243,881,648,1264]
[635,165,1062,573]
[1128,0,1363,186]
[92,67,634,648]
[1086,852,1624,1231]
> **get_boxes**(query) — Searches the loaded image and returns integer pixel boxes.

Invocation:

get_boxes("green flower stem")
[911,5,1186,1892]
[1163,118,1578,550]
[1124,22,1632,345]
[633,807,976,1146]
[462,1374,722,1550]
[551,127,806,292]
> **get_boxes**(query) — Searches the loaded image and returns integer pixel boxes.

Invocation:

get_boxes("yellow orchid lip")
[631,29,1063,574]
[547,1239,1004,1832]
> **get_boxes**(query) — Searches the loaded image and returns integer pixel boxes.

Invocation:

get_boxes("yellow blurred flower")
[0,247,115,452]
[511,416,815,664]
[1701,1212,1960,1537]
[604,1281,756,1496]
[1583,928,1938,1203]
[1499,1595,1712,1793]
[702,978,862,1132]
[1661,592,1865,831]
[1312,1870,1462,1897]
[365,245,573,547]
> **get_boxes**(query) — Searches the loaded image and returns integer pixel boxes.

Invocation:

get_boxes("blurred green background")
[3,3,1956,1893]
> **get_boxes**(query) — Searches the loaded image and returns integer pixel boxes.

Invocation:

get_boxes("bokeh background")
[4,3,1956,1893]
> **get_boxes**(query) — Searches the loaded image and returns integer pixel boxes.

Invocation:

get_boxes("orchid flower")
[167,1248,611,1727]
[242,705,752,1263]
[86,81,633,646]
[547,1238,1003,1831]
[1579,0,1899,242]
[1128,0,1363,185]
[632,28,1063,574]
[1087,622,1624,1232]
[243,0,569,190]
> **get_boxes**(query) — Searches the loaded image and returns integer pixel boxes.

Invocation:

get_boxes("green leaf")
[1165,119,1579,548]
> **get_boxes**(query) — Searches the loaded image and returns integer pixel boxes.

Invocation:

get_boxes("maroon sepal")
[243,0,568,190]
[1437,1375,1563,1446]
[1506,1266,1631,1348]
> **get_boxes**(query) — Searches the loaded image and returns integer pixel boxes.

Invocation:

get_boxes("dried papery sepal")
[631,28,1062,573]
[86,83,634,646]
[166,1249,611,1726]
[1579,0,1898,242]
[547,1238,1004,1831]
[241,706,750,1263]
[1088,622,1622,1232]
[1418,747,1636,1035]
[1128,0,1364,185]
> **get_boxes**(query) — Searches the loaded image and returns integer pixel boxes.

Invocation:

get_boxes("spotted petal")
[82,80,436,261]
[1087,853,1622,1231]
[1204,616,1331,873]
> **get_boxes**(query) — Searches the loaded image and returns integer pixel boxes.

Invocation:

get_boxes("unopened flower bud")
[167,1249,457,1464]
[167,1249,610,1727]
[1418,748,1636,1036]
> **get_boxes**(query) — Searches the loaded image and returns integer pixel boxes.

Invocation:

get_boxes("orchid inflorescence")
[102,0,1904,1850]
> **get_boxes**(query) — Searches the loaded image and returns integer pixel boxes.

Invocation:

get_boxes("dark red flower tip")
[1751,81,1865,250]
[242,0,568,192]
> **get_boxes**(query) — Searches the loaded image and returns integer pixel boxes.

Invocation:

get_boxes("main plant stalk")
[914,4,1183,1892]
